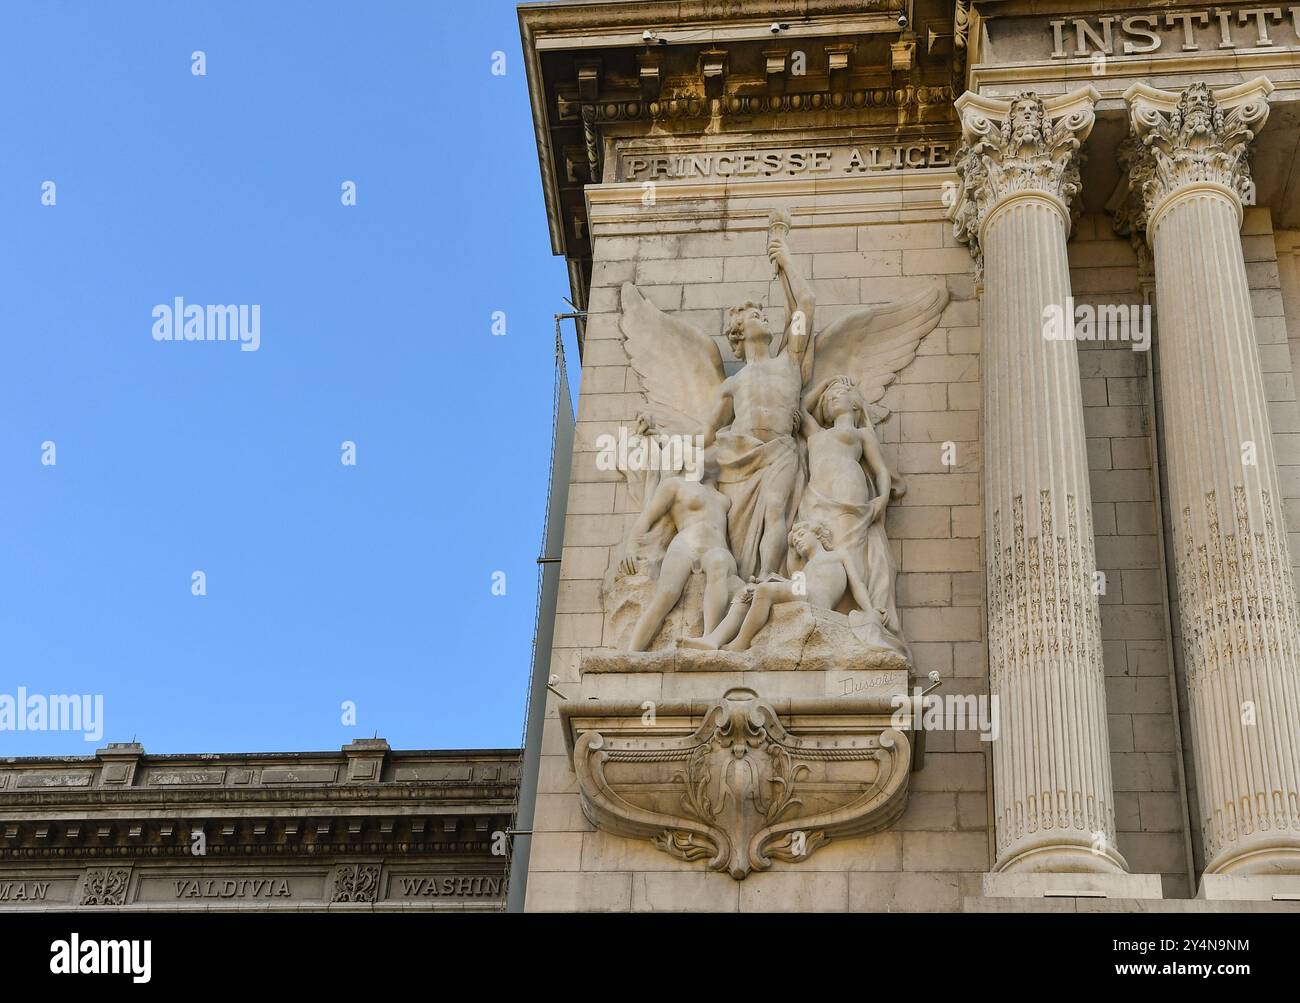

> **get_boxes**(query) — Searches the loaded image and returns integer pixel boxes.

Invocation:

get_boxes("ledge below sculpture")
[561,688,912,880]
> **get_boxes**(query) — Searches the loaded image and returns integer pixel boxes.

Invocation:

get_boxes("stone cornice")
[0,741,519,862]
[971,48,1300,103]
[0,794,516,862]
[0,741,519,792]
[1118,77,1273,239]
[584,169,959,213]
[0,784,516,860]
[518,0,959,280]
[563,84,957,127]
[948,85,1098,269]
[518,0,897,46]
[0,783,518,811]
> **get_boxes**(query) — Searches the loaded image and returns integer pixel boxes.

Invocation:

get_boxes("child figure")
[619,473,737,652]
[681,520,891,653]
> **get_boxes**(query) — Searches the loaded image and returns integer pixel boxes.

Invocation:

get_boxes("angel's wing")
[619,282,725,435]
[810,286,949,413]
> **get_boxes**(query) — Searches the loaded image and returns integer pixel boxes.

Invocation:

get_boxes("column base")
[995,838,1128,875]
[982,871,1164,899]
[1204,837,1300,876]
[1198,874,1300,901]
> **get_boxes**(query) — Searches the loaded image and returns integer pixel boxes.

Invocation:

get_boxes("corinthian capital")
[1119,78,1273,237]
[948,86,1099,268]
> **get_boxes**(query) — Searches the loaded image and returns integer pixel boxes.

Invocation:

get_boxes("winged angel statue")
[614,211,948,660]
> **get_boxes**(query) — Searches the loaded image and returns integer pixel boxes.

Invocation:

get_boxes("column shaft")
[1126,79,1300,876]
[1152,188,1300,873]
[983,195,1123,872]
[951,85,1127,874]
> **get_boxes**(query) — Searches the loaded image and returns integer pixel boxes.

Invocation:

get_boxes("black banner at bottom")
[0,909,1288,989]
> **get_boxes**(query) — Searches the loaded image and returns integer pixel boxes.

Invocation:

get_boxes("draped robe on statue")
[795,477,897,627]
[713,431,803,583]
[708,341,807,583]
[793,425,908,660]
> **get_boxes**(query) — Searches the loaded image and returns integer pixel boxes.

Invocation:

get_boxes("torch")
[767,208,796,324]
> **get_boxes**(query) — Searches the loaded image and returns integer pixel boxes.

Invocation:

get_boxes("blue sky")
[0,1,573,754]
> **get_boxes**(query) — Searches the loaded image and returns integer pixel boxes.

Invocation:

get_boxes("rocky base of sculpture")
[597,573,910,673]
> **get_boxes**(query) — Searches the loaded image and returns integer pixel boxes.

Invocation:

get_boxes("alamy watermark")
[152,298,261,352]
[1042,297,1151,352]
[50,934,150,983]
[595,425,705,481]
[890,687,1000,741]
[0,688,104,742]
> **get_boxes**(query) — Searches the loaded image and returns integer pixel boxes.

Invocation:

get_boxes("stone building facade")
[513,0,1300,911]
[0,741,516,910]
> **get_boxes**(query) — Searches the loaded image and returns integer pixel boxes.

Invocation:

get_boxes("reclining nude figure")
[618,474,737,652]
[680,521,878,653]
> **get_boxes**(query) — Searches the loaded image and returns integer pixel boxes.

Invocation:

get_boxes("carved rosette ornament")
[567,688,911,880]
[80,867,131,906]
[1121,78,1300,876]
[331,863,381,903]
[949,87,1097,276]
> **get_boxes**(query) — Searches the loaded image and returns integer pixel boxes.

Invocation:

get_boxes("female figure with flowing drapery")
[794,375,908,658]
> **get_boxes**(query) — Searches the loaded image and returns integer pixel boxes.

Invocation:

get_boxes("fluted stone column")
[1124,78,1300,878]
[951,87,1129,877]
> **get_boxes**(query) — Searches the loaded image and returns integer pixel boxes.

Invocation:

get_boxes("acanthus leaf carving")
[949,86,1098,273]
[1120,78,1273,237]
[331,863,381,903]
[80,866,131,906]
[570,687,911,880]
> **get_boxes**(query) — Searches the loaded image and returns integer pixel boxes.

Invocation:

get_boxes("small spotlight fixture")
[769,22,789,33]
[642,29,668,45]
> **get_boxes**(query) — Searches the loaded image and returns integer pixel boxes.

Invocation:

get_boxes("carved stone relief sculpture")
[599,212,948,671]
[331,863,381,903]
[80,867,132,906]
[567,211,940,875]
[566,688,912,879]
